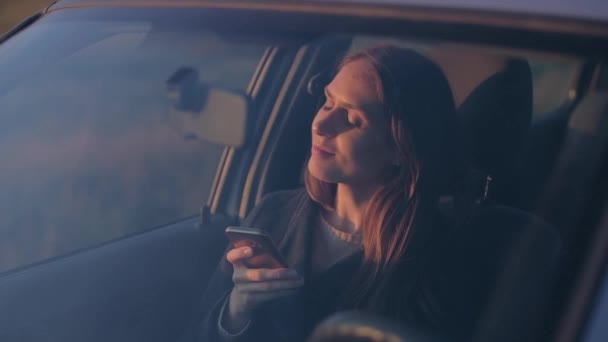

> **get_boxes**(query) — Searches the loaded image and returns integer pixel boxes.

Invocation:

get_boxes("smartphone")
[225,226,288,269]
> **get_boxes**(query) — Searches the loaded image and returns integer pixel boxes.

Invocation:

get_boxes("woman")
[197,45,460,341]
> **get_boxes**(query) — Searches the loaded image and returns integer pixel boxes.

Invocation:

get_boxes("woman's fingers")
[233,267,301,283]
[226,247,303,319]
[226,246,254,264]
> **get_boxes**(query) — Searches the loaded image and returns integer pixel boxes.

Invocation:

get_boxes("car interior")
[0,5,606,342]
[258,41,565,342]
[200,35,603,342]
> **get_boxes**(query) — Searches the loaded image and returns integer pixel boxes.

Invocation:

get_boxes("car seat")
[424,51,562,342]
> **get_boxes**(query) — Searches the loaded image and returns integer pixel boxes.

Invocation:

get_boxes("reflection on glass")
[0,17,264,272]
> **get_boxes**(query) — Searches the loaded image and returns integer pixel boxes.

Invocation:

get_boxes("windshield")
[0,6,604,342]
[0,9,266,272]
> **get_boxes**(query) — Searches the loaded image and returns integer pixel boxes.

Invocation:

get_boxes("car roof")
[49,0,608,24]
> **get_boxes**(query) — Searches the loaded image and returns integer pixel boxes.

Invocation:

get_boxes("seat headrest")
[458,59,533,181]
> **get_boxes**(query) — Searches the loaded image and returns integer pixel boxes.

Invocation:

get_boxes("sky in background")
[0,0,54,34]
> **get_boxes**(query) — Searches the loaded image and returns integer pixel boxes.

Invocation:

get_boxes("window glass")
[528,58,580,115]
[583,262,608,342]
[349,36,582,117]
[2,15,606,342]
[0,13,265,273]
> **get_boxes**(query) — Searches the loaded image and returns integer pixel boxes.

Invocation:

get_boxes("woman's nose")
[312,111,337,138]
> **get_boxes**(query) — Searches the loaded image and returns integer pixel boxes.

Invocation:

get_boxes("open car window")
[0,10,266,273]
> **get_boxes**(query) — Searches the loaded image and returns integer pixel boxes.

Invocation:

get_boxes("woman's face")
[308,59,396,185]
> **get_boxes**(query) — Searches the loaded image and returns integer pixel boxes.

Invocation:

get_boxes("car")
[0,0,606,341]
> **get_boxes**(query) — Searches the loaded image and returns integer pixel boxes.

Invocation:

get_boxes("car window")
[349,36,582,117]
[0,13,266,273]
[582,261,608,342]
[528,58,581,115]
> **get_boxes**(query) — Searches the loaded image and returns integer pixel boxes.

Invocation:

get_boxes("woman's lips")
[312,145,335,157]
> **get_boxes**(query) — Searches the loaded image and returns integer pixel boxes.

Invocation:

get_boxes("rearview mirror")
[166,67,250,147]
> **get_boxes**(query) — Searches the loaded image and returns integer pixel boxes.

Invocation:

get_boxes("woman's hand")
[223,246,304,331]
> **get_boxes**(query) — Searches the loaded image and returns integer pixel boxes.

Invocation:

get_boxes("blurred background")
[0,0,54,34]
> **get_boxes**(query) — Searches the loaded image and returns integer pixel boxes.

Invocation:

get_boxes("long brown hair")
[305,46,459,314]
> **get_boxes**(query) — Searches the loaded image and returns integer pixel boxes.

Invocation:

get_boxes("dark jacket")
[196,188,442,342]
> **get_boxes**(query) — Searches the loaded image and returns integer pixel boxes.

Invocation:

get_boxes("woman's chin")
[307,160,341,184]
